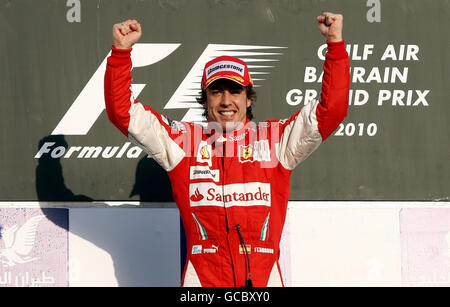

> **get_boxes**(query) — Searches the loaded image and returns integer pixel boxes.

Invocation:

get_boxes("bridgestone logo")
[206,61,245,79]
[194,170,212,175]
[189,166,220,182]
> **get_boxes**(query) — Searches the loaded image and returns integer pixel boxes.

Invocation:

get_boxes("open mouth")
[218,110,237,117]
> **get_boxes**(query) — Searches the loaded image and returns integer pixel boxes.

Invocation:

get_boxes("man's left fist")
[317,12,344,42]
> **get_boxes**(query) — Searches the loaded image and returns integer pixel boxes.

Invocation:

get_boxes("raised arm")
[315,12,350,140]
[104,20,186,171]
[104,20,142,135]
[276,12,350,170]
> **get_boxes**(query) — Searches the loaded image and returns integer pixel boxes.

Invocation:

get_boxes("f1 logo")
[52,43,285,135]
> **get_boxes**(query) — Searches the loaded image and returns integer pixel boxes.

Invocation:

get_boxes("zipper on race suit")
[221,141,230,233]
[235,224,253,287]
[220,139,237,286]
[221,135,252,287]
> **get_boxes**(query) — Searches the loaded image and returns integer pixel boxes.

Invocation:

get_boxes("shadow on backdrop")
[130,156,187,281]
[129,156,174,201]
[35,135,184,286]
[36,135,93,203]
[35,135,90,235]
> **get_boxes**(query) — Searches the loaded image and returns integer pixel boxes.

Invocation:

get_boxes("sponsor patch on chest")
[254,247,274,254]
[189,166,220,182]
[239,140,271,163]
[189,182,271,207]
[239,244,252,254]
[196,141,212,166]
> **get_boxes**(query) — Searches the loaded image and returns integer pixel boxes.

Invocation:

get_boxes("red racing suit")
[104,41,350,287]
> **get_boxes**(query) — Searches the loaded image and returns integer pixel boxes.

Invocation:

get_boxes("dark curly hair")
[196,86,257,120]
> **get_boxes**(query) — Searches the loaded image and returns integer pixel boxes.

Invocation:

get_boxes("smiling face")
[206,79,252,132]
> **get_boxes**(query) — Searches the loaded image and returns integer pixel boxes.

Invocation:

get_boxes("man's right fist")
[113,20,142,49]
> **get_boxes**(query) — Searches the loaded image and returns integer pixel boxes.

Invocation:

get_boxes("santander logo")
[206,187,270,202]
[189,182,271,208]
[190,189,204,202]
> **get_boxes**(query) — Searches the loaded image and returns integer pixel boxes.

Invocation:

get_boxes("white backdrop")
[1,201,449,287]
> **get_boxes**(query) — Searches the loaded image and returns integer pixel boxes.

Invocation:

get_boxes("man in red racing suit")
[104,13,350,287]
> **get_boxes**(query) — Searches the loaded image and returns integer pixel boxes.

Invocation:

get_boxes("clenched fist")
[113,19,142,49]
[317,12,343,42]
